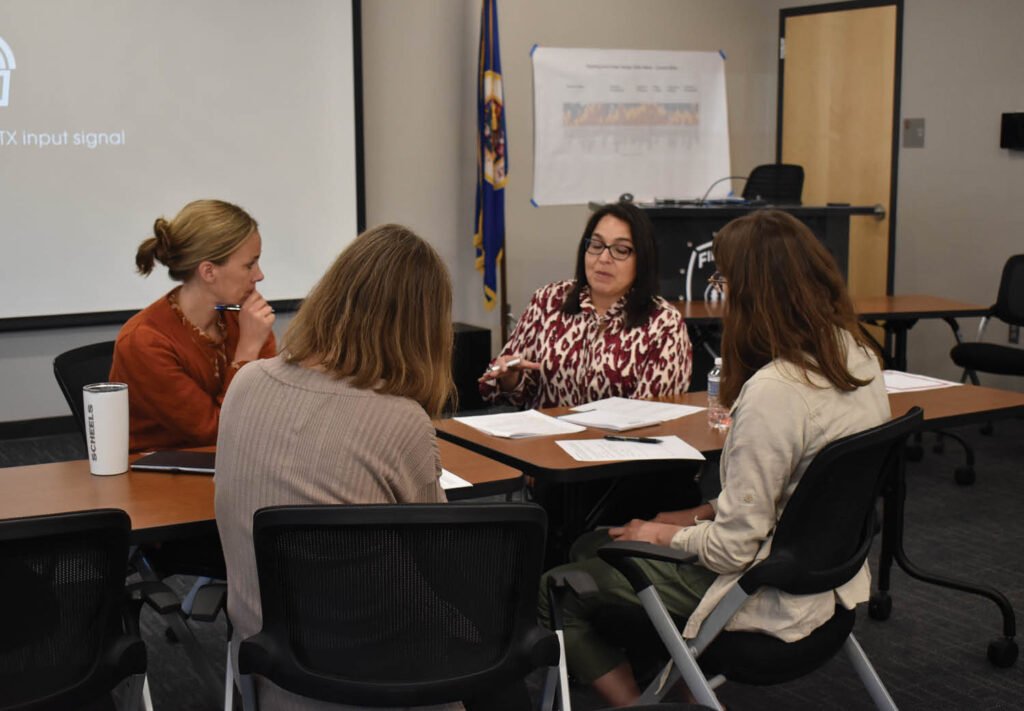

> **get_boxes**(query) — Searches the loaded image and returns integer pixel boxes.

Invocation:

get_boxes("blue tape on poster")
[719,49,727,60]
[530,43,539,56]
[530,198,539,207]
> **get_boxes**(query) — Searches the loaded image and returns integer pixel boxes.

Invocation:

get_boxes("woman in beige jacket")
[539,209,890,707]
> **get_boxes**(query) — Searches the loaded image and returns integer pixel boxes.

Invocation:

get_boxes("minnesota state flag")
[474,0,507,310]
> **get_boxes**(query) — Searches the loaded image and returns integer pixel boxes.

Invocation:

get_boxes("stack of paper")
[453,410,586,438]
[439,468,472,490]
[558,396,705,431]
[556,436,705,462]
[883,370,962,393]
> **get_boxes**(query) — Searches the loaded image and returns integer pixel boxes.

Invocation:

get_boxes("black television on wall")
[1000,113,1024,150]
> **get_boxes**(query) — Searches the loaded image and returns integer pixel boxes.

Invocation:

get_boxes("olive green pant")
[538,530,717,684]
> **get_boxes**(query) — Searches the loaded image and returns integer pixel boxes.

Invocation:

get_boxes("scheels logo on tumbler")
[87,403,98,461]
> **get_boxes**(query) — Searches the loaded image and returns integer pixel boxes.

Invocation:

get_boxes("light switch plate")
[903,118,925,148]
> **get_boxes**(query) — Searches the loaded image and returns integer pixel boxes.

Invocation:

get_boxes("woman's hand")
[477,353,542,391]
[652,503,716,527]
[608,519,682,547]
[234,289,275,362]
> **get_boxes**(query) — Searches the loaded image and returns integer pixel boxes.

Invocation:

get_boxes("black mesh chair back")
[0,509,146,710]
[992,254,1024,327]
[742,164,805,205]
[52,341,116,443]
[239,503,557,707]
[740,408,922,597]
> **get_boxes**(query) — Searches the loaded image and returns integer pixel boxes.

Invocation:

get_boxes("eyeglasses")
[584,238,634,261]
[707,271,727,294]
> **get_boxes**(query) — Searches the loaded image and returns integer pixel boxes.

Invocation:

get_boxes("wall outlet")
[1010,325,1020,344]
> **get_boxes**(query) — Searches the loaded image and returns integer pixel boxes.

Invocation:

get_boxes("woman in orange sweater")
[110,199,277,452]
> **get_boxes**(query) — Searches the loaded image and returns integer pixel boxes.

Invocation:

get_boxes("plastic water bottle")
[707,357,731,430]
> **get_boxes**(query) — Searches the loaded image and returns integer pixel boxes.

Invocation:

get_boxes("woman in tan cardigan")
[215,224,457,710]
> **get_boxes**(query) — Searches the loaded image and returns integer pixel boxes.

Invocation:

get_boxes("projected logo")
[0,36,14,108]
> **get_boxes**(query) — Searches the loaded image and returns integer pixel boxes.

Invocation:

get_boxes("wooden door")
[779,1,901,297]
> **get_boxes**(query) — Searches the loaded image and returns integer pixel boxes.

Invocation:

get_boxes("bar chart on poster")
[531,47,730,206]
[0,0,362,324]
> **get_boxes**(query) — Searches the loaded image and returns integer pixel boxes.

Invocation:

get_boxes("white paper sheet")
[556,436,705,462]
[560,397,705,431]
[439,468,472,490]
[531,47,730,205]
[453,410,586,438]
[883,370,962,393]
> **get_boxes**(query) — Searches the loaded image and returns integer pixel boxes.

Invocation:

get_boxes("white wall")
[895,0,1024,390]
[4,0,1022,424]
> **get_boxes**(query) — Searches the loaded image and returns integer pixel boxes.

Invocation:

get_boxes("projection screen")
[0,0,363,328]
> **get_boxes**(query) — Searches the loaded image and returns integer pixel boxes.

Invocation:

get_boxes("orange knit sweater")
[110,289,276,452]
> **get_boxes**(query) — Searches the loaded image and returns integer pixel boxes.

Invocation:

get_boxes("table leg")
[871,455,1019,666]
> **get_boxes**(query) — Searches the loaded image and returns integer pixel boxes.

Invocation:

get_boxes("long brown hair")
[713,210,877,406]
[282,224,454,417]
[136,199,257,281]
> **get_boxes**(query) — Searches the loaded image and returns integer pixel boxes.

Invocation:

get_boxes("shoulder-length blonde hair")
[282,224,454,417]
[713,209,878,407]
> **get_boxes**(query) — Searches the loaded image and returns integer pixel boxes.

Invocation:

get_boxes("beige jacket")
[671,333,890,641]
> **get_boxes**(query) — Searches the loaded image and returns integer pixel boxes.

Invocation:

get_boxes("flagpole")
[500,243,509,345]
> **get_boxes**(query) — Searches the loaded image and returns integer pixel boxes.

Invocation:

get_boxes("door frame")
[776,0,904,295]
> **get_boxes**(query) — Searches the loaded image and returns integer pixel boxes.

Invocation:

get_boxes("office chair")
[586,408,922,710]
[951,254,1024,384]
[53,340,117,443]
[237,503,558,710]
[53,341,230,704]
[0,509,148,711]
[926,255,1024,485]
[742,163,805,205]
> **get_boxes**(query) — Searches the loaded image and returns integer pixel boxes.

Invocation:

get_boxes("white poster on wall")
[531,47,730,206]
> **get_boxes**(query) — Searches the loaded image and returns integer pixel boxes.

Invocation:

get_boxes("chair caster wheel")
[954,466,976,486]
[165,627,179,643]
[868,594,892,620]
[905,444,923,462]
[987,638,1018,667]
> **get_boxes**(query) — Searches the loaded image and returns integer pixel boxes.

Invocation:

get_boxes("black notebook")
[131,450,216,475]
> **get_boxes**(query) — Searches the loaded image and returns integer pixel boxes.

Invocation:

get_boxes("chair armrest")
[127,580,181,615]
[519,624,560,668]
[189,581,227,622]
[597,541,698,593]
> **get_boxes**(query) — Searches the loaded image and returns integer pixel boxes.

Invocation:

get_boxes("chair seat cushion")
[951,343,1024,376]
[698,605,855,685]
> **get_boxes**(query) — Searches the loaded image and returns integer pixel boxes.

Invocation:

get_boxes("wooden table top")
[672,294,988,324]
[435,385,1024,483]
[436,392,725,483]
[0,440,522,542]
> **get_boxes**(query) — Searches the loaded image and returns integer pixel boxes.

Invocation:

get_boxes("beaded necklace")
[168,289,229,381]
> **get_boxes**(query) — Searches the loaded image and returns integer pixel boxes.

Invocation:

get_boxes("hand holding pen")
[478,353,542,390]
[231,290,276,362]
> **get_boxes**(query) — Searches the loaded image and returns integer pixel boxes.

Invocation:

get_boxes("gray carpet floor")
[2,418,1023,710]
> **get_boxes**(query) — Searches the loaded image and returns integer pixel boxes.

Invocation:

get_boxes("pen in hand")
[215,303,275,313]
[604,435,661,444]
[488,357,522,372]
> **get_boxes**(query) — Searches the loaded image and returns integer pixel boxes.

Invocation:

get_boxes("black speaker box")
[450,323,491,414]
[1000,113,1024,150]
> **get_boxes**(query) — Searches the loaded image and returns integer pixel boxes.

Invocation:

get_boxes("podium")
[642,204,881,301]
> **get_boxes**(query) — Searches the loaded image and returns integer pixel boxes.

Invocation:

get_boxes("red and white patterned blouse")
[480,280,692,409]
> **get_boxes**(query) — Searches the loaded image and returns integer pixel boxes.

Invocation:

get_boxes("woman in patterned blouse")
[479,201,692,409]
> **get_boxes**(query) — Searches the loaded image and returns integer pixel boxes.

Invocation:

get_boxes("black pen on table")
[604,435,661,444]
